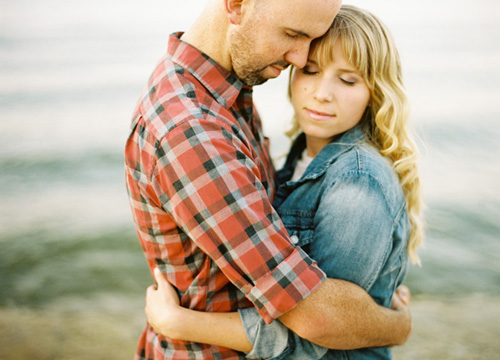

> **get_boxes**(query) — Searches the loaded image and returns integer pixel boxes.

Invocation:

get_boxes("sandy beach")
[1,294,499,360]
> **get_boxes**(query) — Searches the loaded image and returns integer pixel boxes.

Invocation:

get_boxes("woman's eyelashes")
[301,63,319,75]
[340,77,356,85]
[302,68,318,75]
[301,67,358,86]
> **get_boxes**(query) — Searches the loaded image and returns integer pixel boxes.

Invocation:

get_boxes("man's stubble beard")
[229,30,268,86]
[229,29,288,87]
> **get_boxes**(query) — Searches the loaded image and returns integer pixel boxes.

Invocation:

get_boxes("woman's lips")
[305,108,335,121]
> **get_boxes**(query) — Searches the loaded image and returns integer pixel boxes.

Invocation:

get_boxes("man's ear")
[225,0,245,25]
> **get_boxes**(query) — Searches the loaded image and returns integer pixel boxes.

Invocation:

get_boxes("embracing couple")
[125,0,424,359]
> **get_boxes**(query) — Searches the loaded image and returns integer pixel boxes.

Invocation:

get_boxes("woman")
[145,5,423,359]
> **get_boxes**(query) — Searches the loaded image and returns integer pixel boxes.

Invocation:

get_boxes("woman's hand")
[391,285,411,311]
[145,268,184,339]
[389,285,412,346]
[145,268,253,351]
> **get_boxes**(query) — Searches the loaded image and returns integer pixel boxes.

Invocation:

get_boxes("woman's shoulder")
[357,142,396,178]
[327,141,405,205]
[326,140,390,175]
[319,128,392,179]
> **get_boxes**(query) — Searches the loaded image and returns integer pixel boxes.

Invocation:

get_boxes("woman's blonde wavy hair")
[286,5,424,264]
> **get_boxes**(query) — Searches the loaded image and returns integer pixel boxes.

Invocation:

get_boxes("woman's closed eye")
[302,63,320,75]
[340,77,356,86]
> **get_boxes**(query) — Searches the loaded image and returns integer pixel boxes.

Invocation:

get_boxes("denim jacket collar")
[276,125,368,188]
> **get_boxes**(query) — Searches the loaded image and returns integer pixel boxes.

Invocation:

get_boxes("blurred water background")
[0,0,499,359]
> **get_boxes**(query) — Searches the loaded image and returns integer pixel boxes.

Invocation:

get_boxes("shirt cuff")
[238,307,329,360]
[246,246,326,324]
[238,307,290,359]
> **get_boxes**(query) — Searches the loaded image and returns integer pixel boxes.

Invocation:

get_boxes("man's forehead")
[272,0,340,37]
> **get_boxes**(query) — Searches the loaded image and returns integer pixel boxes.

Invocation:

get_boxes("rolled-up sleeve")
[151,119,325,323]
[238,307,289,359]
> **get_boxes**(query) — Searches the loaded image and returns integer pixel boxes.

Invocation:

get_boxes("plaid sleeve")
[151,118,325,324]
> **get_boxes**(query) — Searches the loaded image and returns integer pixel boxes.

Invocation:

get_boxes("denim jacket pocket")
[278,209,315,248]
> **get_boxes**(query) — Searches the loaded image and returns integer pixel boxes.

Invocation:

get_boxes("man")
[125,0,411,358]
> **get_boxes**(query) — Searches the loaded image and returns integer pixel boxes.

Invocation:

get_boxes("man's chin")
[237,63,289,86]
[240,74,269,87]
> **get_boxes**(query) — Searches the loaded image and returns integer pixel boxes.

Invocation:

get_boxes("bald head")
[184,0,342,85]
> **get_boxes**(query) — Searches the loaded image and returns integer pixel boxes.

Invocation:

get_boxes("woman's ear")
[225,0,245,25]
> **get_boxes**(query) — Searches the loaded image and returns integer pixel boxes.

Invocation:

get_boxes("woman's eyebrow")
[338,68,360,74]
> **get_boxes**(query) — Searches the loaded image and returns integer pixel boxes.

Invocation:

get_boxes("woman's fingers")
[146,284,156,298]
[144,268,184,338]
[150,267,180,305]
[395,285,411,306]
[390,285,411,311]
[153,267,163,289]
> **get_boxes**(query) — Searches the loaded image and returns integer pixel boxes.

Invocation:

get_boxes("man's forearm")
[278,278,411,349]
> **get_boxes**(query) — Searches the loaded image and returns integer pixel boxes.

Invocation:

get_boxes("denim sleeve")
[238,307,328,360]
[239,173,399,359]
[311,172,396,292]
[238,307,289,359]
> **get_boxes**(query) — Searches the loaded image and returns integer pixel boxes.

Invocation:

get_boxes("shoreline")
[1,294,498,359]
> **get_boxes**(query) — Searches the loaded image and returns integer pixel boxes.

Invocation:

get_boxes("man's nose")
[284,41,310,69]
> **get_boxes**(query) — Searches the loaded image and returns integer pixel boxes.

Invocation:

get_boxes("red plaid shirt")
[125,33,325,360]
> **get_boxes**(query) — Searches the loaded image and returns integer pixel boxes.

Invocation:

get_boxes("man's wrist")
[397,308,412,345]
[386,306,412,346]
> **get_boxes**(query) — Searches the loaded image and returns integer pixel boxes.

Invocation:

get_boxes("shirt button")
[290,235,299,244]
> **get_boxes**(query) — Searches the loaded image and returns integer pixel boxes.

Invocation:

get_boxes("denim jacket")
[239,125,410,360]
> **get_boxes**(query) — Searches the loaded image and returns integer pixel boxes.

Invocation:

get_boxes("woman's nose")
[314,80,334,102]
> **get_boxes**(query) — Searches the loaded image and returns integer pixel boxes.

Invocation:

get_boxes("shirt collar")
[311,125,368,175]
[167,32,248,108]
[278,125,368,185]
